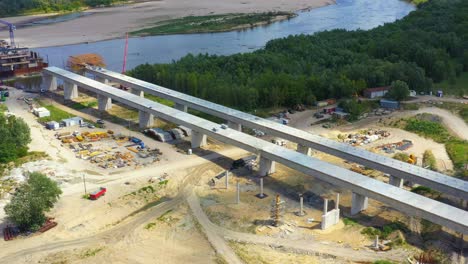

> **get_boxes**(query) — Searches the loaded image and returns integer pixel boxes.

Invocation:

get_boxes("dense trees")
[387,80,410,101]
[0,0,117,16]
[5,172,62,231]
[0,113,31,163]
[129,0,468,111]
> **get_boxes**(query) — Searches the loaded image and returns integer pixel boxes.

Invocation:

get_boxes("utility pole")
[82,174,87,195]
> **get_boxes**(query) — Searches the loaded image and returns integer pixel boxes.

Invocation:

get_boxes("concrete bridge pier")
[138,111,154,129]
[227,121,242,131]
[259,156,276,176]
[389,175,404,188]
[63,82,78,100]
[95,76,109,84]
[351,192,368,215]
[174,103,188,112]
[131,88,144,97]
[191,130,207,148]
[297,144,311,156]
[43,74,57,91]
[97,94,112,111]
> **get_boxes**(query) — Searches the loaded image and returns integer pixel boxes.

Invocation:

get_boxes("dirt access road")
[2,0,335,48]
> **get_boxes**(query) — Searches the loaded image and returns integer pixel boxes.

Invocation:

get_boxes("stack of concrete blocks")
[321,193,340,230]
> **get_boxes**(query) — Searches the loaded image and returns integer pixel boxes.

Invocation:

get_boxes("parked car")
[87,124,95,129]
[96,119,105,125]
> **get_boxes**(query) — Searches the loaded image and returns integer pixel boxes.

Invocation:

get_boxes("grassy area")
[360,221,408,241]
[145,94,175,107]
[0,103,7,112]
[37,104,75,123]
[393,113,468,176]
[422,150,437,171]
[69,100,98,110]
[132,12,293,36]
[436,72,468,96]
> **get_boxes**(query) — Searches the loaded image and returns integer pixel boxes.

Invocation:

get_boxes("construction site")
[0,2,468,263]
[0,62,465,264]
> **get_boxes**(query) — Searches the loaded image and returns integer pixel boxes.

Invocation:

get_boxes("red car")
[89,187,106,200]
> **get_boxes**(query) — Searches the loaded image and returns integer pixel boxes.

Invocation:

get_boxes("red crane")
[122,32,129,74]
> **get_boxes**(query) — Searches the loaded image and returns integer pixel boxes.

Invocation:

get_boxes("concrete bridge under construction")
[84,67,468,201]
[43,66,468,235]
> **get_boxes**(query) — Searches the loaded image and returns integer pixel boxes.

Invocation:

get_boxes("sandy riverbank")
[0,0,335,48]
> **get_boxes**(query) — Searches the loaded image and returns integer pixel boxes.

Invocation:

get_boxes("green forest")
[128,0,468,111]
[0,0,118,16]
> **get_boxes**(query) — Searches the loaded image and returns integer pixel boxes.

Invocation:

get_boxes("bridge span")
[84,67,468,201]
[43,66,468,234]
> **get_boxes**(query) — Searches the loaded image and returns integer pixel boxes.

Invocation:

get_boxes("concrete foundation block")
[191,130,207,148]
[175,103,188,112]
[321,209,340,230]
[64,82,78,100]
[227,121,242,131]
[389,175,404,188]
[259,156,276,176]
[132,88,144,97]
[43,74,57,91]
[351,192,368,215]
[138,111,154,129]
[97,94,112,111]
[297,144,311,156]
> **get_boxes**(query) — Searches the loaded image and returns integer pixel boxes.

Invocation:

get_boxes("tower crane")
[0,20,16,48]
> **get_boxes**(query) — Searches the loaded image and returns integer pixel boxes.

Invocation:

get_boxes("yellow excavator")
[408,154,417,165]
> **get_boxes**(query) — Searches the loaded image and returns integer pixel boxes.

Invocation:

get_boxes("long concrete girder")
[85,67,468,200]
[44,67,468,234]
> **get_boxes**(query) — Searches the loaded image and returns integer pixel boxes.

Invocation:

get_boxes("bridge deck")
[45,66,468,234]
[86,67,468,200]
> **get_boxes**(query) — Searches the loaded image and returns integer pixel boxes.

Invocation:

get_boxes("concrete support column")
[97,94,112,111]
[174,103,188,112]
[225,170,229,189]
[131,88,144,97]
[191,130,207,148]
[63,82,78,100]
[351,192,368,215]
[259,156,276,176]
[227,121,242,131]
[236,181,240,204]
[297,144,311,156]
[299,195,305,216]
[95,76,109,84]
[43,74,57,91]
[389,175,404,188]
[138,111,154,129]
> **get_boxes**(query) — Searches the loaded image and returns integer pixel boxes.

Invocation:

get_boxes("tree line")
[0,0,117,16]
[0,113,31,163]
[128,0,468,111]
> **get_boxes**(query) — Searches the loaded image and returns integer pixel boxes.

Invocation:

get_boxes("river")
[34,0,415,72]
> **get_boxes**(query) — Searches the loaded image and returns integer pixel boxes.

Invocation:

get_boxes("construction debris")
[341,129,390,146]
[54,130,162,169]
[377,139,413,153]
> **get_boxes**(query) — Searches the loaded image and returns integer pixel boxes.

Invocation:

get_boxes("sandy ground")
[0,0,335,48]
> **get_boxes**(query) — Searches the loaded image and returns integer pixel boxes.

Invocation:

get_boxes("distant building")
[363,87,390,99]
[333,111,349,119]
[61,117,83,127]
[45,121,60,130]
[409,90,417,97]
[33,107,50,118]
[380,99,400,109]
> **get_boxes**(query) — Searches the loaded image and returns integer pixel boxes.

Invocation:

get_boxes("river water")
[35,0,415,71]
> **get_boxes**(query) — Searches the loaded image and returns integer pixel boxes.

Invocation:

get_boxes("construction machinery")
[0,20,16,48]
[408,154,417,165]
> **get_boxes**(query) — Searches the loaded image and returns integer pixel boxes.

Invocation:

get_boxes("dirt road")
[412,107,468,140]
[186,191,407,263]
